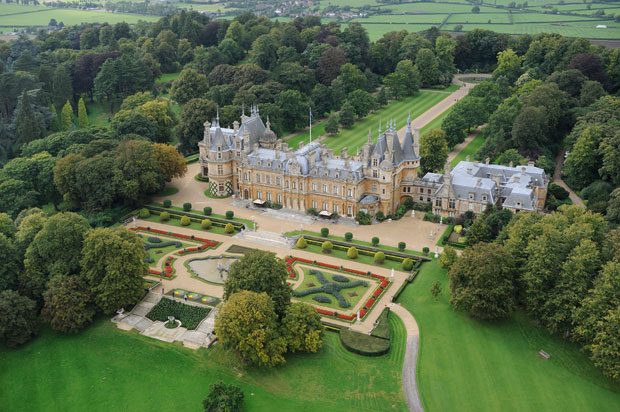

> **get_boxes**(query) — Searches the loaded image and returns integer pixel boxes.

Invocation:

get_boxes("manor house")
[198,107,548,218]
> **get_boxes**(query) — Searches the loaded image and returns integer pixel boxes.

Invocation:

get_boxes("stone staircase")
[234,229,295,249]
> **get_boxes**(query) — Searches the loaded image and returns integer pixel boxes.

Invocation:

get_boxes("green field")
[0,6,159,26]
[450,131,486,167]
[421,106,452,136]
[0,315,408,412]
[288,92,449,156]
[400,260,620,412]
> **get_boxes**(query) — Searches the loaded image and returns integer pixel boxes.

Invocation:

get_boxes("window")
[244,172,248,181]
[420,196,424,201]
[334,204,339,213]
[312,183,317,191]
[299,183,303,190]
[427,189,431,194]
[218,184,224,192]
[348,205,352,216]
[256,174,261,183]
[257,191,262,199]
[335,172,339,179]
[347,188,353,197]
[427,197,431,202]
[236,151,240,157]
[449,199,455,209]
[481,194,487,202]
[217,152,222,159]
[323,201,328,210]
[217,146,221,151]
[267,161,271,168]
[323,184,327,193]
[372,183,377,193]
[312,200,317,208]
[382,188,385,195]
[292,181,296,189]
[372,158,378,167]
[468,203,473,211]
[267,192,272,201]
[266,175,270,184]
[286,180,289,188]
[277,194,281,203]
[276,177,281,185]
[435,198,442,207]
[373,170,378,178]
[468,193,474,200]
[278,163,281,169]
[217,165,223,175]
[333,185,338,195]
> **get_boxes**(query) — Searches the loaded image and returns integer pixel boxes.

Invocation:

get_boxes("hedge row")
[145,206,244,232]
[370,308,391,340]
[440,225,466,249]
[339,328,390,357]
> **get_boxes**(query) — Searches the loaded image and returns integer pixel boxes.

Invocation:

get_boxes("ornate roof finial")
[379,118,382,133]
[241,103,245,118]
[255,104,259,114]
[216,106,220,127]
[266,115,271,130]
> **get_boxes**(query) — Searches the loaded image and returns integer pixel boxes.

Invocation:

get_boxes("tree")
[317,47,347,85]
[0,233,20,292]
[472,5,480,13]
[430,280,442,300]
[449,243,516,320]
[170,68,209,105]
[395,59,420,95]
[110,109,157,139]
[496,149,526,166]
[347,246,358,259]
[175,98,217,154]
[338,100,355,129]
[15,90,39,145]
[0,290,38,347]
[348,89,376,118]
[493,49,522,84]
[61,100,73,131]
[324,115,339,135]
[215,291,287,367]
[438,245,457,270]
[441,111,467,147]
[467,219,492,245]
[249,34,278,70]
[414,48,440,87]
[275,90,309,131]
[606,188,620,225]
[588,306,620,381]
[81,227,147,314]
[0,179,39,219]
[376,87,388,107]
[419,129,449,173]
[42,275,95,334]
[52,65,73,111]
[563,126,602,190]
[281,302,325,353]
[77,97,89,128]
[512,106,547,151]
[224,249,291,318]
[203,381,244,412]
[296,236,307,248]
[336,63,366,95]
[384,71,407,100]
[154,143,187,182]
[22,213,91,302]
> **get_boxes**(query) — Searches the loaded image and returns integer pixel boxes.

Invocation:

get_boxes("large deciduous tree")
[281,302,325,353]
[0,290,38,347]
[170,68,209,105]
[42,275,95,334]
[419,129,449,173]
[203,381,244,412]
[175,98,217,154]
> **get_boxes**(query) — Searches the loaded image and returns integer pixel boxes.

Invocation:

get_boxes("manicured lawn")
[152,203,256,229]
[293,267,374,310]
[142,213,233,237]
[155,72,181,84]
[399,260,620,412]
[86,100,116,128]
[450,132,486,167]
[421,106,452,136]
[139,231,195,268]
[299,243,410,272]
[0,316,408,411]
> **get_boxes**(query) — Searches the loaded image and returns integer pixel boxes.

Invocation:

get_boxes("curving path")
[390,303,424,412]
[553,150,585,207]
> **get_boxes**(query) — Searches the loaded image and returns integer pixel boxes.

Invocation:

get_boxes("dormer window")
[217,153,222,159]
[373,170,378,178]
[217,146,221,151]
[324,171,328,177]
[516,201,522,208]
[278,163,281,169]
[482,194,488,202]
[258,160,262,166]
[469,193,474,200]
[267,161,271,168]
[372,159,378,167]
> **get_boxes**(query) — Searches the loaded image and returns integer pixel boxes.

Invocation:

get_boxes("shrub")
[148,236,162,243]
[180,216,191,226]
[454,225,463,234]
[375,211,385,221]
[322,241,333,253]
[146,298,210,330]
[306,208,319,216]
[332,275,350,283]
[347,246,358,259]
[296,236,308,249]
[139,208,150,218]
[344,232,353,241]
[312,295,332,304]
[201,219,212,229]
[374,251,385,264]
[160,212,170,221]
[402,258,414,271]
[163,199,172,208]
[183,202,192,212]
[225,223,234,233]
[204,206,212,215]
[356,210,371,225]
[398,241,406,251]
[423,247,430,255]
[371,237,379,246]
[321,227,329,237]
[226,210,234,219]
[438,245,457,269]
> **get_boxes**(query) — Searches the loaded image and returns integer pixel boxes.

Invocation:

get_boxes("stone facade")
[198,107,548,218]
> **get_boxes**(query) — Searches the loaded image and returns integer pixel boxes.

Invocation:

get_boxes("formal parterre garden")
[167,289,221,307]
[146,298,211,330]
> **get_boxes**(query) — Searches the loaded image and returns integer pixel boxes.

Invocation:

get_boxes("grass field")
[450,131,486,167]
[399,260,620,412]
[0,315,408,412]
[85,100,115,128]
[288,92,449,156]
[0,6,159,26]
[421,106,452,136]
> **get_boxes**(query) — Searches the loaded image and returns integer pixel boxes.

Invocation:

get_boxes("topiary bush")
[148,236,162,243]
[347,246,358,259]
[226,210,234,219]
[183,202,192,212]
[180,216,191,226]
[402,258,414,271]
[372,237,379,246]
[332,275,350,283]
[454,225,463,234]
[321,227,329,237]
[225,223,234,233]
[163,199,172,208]
[312,295,332,304]
[160,212,170,221]
[204,206,212,215]
[322,240,333,253]
[398,241,406,251]
[375,211,385,222]
[139,208,150,219]
[423,247,430,255]
[201,219,212,229]
[296,236,307,249]
[344,232,353,241]
[374,251,385,264]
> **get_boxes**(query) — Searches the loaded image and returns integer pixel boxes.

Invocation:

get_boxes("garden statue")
[133,216,137,228]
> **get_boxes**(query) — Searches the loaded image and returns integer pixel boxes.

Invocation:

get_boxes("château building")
[198,106,548,218]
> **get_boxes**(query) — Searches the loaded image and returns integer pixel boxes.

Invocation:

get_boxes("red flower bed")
[370,274,386,281]
[366,298,375,308]
[381,280,390,288]
[338,313,356,321]
[316,262,339,270]
[294,257,313,264]
[317,308,334,316]
[359,309,367,318]
[344,268,367,276]
[289,273,296,278]
[372,289,382,299]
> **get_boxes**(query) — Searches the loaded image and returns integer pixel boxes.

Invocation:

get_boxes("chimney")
[485,157,490,165]
[528,160,535,167]
[328,149,334,158]
[386,130,393,151]
[466,155,470,162]
[203,120,211,144]
[282,143,289,151]
[513,176,520,183]
[521,166,526,174]
[473,160,479,167]
[467,167,472,174]
[233,120,239,131]
[309,150,316,169]
[476,178,482,186]
[253,143,259,155]
[299,141,305,150]
[275,147,280,159]
[322,152,327,165]
[286,148,294,160]
[509,161,513,168]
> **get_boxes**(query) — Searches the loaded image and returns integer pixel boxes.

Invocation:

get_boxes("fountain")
[165,316,181,329]
[187,256,240,284]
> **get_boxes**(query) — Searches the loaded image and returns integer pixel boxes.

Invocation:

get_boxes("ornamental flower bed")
[131,226,219,254]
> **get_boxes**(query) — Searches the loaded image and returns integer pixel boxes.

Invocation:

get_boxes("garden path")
[447,125,485,163]
[553,149,585,207]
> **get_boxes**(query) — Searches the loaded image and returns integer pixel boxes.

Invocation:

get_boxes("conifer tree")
[77,98,89,128]
[52,65,73,110]
[49,104,59,132]
[16,90,39,144]
[61,100,73,131]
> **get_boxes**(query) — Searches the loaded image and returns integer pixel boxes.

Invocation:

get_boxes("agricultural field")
[0,5,159,27]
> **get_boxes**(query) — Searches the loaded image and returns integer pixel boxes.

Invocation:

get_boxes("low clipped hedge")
[146,298,211,330]
[148,236,162,243]
[144,240,182,250]
[144,206,245,232]
[332,274,350,283]
[339,328,390,357]
[370,308,390,340]
[312,295,332,304]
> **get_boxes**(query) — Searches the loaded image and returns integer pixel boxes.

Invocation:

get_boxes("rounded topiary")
[147,236,162,243]
[402,258,414,271]
[332,274,350,283]
[160,211,170,221]
[225,210,234,219]
[322,240,333,253]
[296,236,308,249]
[398,241,406,251]
[201,219,212,229]
[374,251,385,264]
[312,295,332,304]
[139,208,150,219]
[454,225,463,234]
[372,236,379,246]
[180,216,191,226]
[203,206,212,216]
[225,223,234,233]
[183,202,192,212]
[344,232,353,241]
[321,227,329,237]
[347,246,358,259]
[163,199,172,208]
[423,247,430,255]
